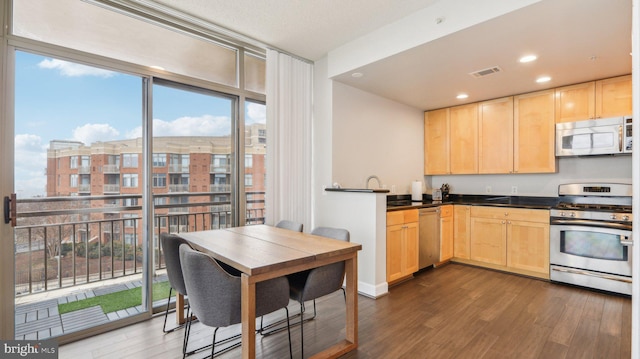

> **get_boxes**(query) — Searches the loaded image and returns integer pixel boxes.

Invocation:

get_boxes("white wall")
[430,156,632,197]
[331,82,424,193]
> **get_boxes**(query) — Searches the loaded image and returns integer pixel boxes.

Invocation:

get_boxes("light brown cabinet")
[386,210,419,283]
[450,104,479,174]
[439,205,454,262]
[478,97,514,174]
[555,75,631,123]
[514,90,556,173]
[424,104,478,175]
[467,206,549,278]
[453,205,471,259]
[424,109,449,175]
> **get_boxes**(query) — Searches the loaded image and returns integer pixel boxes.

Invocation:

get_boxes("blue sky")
[14,51,265,197]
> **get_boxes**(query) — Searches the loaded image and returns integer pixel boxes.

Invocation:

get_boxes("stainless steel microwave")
[556,116,632,157]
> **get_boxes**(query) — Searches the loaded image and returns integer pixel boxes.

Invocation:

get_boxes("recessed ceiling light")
[536,76,551,83]
[456,93,469,99]
[519,55,537,63]
[351,72,363,78]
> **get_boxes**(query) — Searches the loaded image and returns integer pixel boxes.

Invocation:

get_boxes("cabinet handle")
[501,221,505,224]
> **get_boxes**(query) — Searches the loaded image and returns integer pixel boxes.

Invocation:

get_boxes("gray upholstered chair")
[288,226,350,358]
[179,244,293,359]
[160,233,191,337]
[275,219,303,232]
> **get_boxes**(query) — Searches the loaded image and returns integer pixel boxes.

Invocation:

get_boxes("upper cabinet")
[424,108,450,175]
[450,103,478,174]
[424,75,629,176]
[514,90,556,173]
[555,75,631,123]
[424,104,478,175]
[479,97,513,174]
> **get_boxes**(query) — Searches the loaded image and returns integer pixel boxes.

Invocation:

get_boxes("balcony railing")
[14,193,264,296]
[78,184,91,193]
[168,184,189,192]
[168,164,189,173]
[210,184,231,192]
[103,164,120,173]
[210,164,230,173]
[103,184,120,193]
[78,166,91,174]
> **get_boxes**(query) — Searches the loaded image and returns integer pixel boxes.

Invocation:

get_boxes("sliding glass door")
[13,50,147,340]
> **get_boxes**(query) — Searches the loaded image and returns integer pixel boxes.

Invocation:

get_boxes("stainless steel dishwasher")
[419,207,440,269]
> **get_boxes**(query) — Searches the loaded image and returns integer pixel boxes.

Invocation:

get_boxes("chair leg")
[284,307,293,359]
[211,327,218,359]
[299,301,304,359]
[182,305,191,355]
[163,287,180,333]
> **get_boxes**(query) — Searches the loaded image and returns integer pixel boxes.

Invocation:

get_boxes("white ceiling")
[149,0,632,111]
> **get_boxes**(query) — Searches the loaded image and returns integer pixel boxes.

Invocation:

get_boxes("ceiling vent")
[469,66,502,78]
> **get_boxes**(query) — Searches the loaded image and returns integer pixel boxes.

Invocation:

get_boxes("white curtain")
[265,49,313,230]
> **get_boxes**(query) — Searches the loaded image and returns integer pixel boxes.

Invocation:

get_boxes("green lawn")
[58,281,172,314]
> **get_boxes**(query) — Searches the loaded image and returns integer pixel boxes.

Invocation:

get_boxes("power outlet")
[511,186,518,194]
[485,185,492,194]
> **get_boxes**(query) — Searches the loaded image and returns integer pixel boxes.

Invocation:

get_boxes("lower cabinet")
[458,206,550,279]
[453,205,471,259]
[386,209,419,283]
[439,205,454,262]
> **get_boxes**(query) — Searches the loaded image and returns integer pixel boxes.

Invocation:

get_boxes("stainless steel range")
[550,183,632,295]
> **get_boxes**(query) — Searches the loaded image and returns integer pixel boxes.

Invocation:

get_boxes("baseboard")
[357,281,388,299]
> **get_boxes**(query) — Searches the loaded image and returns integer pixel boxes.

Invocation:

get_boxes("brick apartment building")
[44,123,266,246]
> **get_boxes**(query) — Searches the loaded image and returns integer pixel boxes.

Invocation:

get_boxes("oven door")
[550,223,632,277]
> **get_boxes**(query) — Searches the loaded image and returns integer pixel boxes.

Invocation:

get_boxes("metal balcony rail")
[14,192,265,296]
[102,164,120,173]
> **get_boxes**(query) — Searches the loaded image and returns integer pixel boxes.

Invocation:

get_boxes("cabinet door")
[450,103,478,174]
[470,217,507,265]
[555,81,595,123]
[514,90,556,173]
[386,224,404,282]
[405,222,419,274]
[440,215,454,261]
[453,205,470,259]
[479,97,514,174]
[424,109,450,175]
[507,220,550,275]
[596,75,632,118]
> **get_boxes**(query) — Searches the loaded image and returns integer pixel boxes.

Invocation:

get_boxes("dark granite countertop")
[325,188,390,193]
[386,193,558,211]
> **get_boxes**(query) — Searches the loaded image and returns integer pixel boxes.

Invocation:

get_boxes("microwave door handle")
[619,125,623,152]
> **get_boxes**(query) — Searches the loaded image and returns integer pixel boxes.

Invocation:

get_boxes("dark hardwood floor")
[59,263,631,358]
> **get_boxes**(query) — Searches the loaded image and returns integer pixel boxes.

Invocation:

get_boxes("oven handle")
[550,219,632,231]
[620,235,633,246]
[551,267,632,283]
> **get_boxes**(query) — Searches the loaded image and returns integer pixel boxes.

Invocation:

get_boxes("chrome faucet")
[366,175,381,189]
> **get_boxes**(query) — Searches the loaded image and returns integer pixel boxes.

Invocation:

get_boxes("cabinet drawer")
[387,209,418,226]
[470,206,548,223]
[439,205,453,217]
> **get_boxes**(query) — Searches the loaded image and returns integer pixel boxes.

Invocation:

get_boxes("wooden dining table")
[177,224,362,359]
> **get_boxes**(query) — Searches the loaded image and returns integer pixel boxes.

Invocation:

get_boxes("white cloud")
[15,134,48,198]
[38,58,116,78]
[72,123,120,145]
[246,102,266,124]
[126,115,231,139]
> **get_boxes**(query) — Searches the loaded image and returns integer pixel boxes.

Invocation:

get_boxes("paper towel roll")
[411,181,422,201]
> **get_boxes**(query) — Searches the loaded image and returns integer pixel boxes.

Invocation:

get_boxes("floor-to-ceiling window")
[7,0,266,343]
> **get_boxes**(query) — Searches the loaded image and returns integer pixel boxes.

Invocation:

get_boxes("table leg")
[176,293,185,325]
[241,273,256,359]
[345,254,358,346]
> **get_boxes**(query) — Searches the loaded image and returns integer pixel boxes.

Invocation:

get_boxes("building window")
[258,137,266,144]
[70,174,78,187]
[122,153,138,168]
[153,173,167,188]
[245,154,253,168]
[154,197,167,205]
[70,156,78,169]
[122,173,138,188]
[258,129,266,137]
[123,214,136,228]
[245,174,253,187]
[153,153,166,167]
[123,198,139,207]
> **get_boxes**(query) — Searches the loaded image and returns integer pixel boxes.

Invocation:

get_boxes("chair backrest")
[160,233,191,296]
[275,220,303,232]
[179,245,242,328]
[301,227,350,301]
